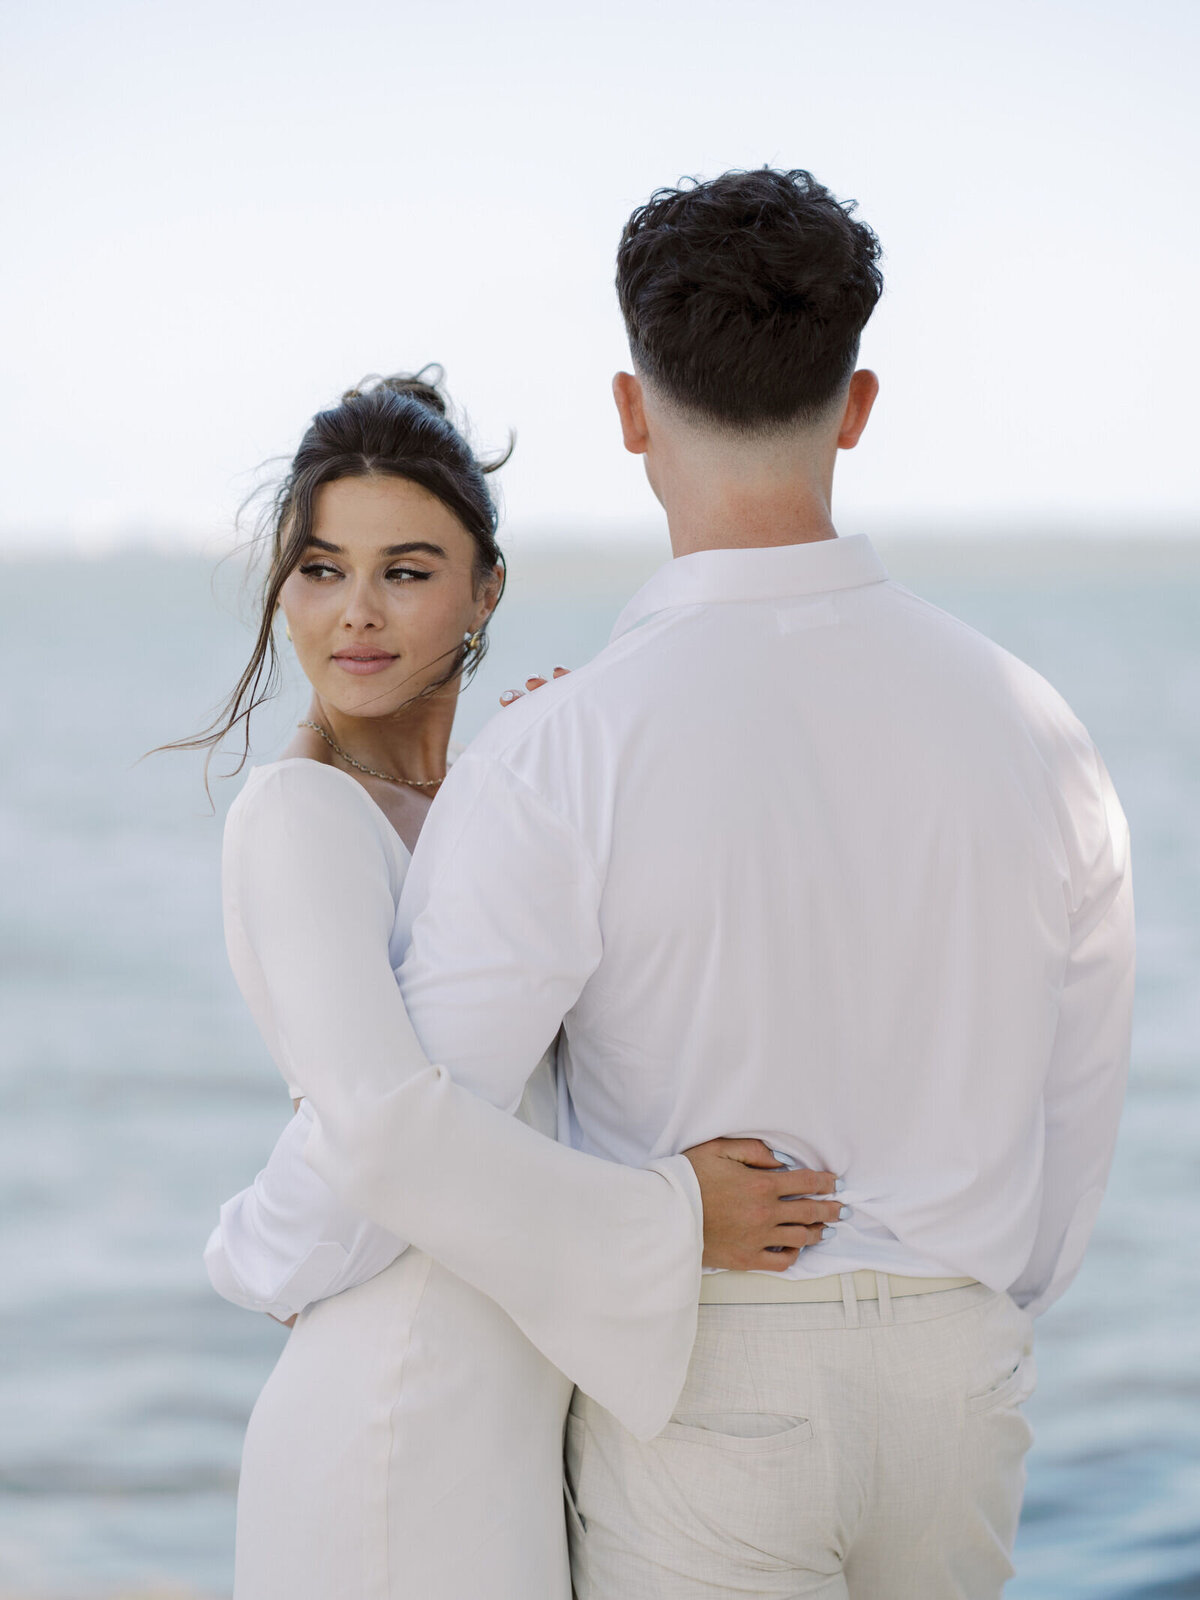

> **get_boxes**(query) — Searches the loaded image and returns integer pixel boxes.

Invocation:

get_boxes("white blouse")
[207,758,705,1440]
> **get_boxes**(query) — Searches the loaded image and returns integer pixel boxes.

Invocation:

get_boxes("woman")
[190,371,840,1598]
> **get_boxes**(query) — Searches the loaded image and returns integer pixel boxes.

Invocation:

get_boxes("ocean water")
[0,536,1197,1599]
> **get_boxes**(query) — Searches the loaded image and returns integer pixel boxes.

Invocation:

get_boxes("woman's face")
[278,474,498,719]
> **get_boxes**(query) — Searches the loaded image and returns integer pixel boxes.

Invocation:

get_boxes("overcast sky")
[2,0,1197,548]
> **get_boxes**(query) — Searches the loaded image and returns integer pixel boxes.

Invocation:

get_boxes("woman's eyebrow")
[381,542,447,558]
[303,538,447,558]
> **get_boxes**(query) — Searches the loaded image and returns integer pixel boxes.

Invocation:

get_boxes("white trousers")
[566,1281,1036,1600]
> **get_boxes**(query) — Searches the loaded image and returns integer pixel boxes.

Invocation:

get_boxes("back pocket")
[659,1412,814,1455]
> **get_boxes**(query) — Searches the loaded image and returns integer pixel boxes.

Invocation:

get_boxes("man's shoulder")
[463,623,665,766]
[881,580,1099,765]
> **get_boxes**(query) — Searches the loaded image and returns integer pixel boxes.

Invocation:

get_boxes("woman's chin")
[309,665,447,722]
[309,685,402,722]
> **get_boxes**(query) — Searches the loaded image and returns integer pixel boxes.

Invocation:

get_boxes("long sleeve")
[227,763,703,1439]
[204,1099,407,1320]
[1008,749,1135,1316]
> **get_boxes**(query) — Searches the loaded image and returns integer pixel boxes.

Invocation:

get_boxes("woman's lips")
[332,652,398,677]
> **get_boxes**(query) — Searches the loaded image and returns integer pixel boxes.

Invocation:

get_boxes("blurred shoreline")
[2,526,1198,591]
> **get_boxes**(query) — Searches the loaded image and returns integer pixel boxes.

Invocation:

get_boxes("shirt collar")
[610,534,889,641]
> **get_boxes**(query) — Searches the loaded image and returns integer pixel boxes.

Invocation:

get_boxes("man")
[312,168,1132,1595]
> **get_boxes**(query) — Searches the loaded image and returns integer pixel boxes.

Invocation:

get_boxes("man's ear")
[612,371,650,455]
[836,369,880,450]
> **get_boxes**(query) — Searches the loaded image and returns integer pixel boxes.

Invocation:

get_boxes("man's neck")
[664,480,838,559]
[644,406,842,559]
[623,366,876,560]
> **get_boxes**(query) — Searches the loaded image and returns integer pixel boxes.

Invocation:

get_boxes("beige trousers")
[565,1280,1035,1600]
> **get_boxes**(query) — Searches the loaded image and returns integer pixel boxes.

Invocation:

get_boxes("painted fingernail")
[500,691,518,703]
[834,1178,845,1193]
[839,1206,853,1220]
[821,1226,837,1240]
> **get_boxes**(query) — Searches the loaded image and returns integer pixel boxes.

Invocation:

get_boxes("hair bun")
[342,365,448,417]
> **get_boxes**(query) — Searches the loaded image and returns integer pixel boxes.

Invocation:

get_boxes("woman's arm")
[204,1098,407,1321]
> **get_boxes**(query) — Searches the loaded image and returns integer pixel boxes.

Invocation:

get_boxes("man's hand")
[683,1138,843,1271]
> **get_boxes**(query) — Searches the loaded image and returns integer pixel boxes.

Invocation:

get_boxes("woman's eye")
[296,561,433,583]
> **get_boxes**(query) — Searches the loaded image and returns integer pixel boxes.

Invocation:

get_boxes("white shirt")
[323,533,1129,1317]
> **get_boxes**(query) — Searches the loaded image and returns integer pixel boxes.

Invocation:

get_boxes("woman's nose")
[340,577,387,630]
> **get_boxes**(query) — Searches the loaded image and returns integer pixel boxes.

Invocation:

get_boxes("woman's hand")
[684,1139,842,1271]
[500,667,570,706]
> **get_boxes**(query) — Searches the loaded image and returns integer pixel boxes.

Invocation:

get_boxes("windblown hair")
[165,367,509,778]
[616,168,883,430]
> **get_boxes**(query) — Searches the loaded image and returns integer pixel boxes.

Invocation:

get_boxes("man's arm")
[394,750,605,1100]
[1008,749,1134,1316]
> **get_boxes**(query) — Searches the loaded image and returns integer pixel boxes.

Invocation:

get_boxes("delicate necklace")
[298,721,445,790]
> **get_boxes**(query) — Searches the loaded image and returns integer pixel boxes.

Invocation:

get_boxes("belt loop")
[876,1271,894,1326]
[840,1272,860,1328]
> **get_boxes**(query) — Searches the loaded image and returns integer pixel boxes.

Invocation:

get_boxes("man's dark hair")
[616,168,883,431]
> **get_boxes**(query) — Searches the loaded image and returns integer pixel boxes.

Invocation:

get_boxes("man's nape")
[611,365,880,559]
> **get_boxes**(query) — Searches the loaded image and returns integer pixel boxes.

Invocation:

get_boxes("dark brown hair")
[616,168,883,430]
[169,367,508,776]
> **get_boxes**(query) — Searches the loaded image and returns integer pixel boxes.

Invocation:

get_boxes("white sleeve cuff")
[204,1205,355,1321]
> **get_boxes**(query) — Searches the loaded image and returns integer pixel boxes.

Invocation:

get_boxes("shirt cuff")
[204,1215,352,1322]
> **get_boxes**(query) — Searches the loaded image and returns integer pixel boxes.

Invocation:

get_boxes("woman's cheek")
[401,591,466,650]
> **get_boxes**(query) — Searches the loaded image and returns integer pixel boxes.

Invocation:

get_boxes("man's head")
[612,169,883,552]
[615,167,883,432]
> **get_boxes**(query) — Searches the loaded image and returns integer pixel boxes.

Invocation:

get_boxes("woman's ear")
[475,562,504,626]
